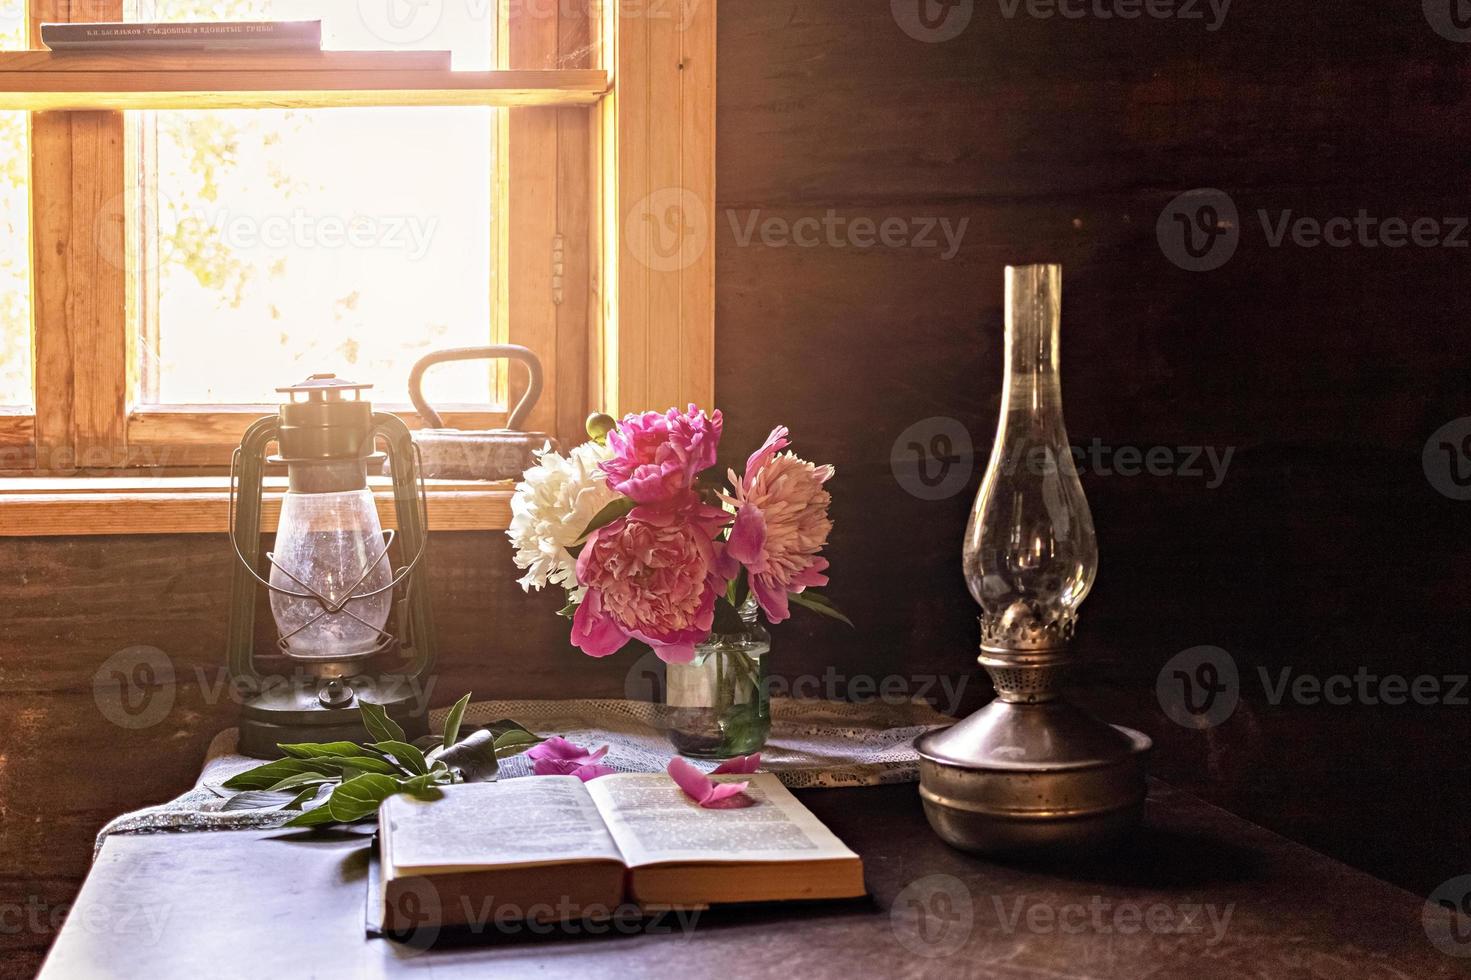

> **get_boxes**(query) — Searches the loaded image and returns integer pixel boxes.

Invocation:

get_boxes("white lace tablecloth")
[96,698,955,854]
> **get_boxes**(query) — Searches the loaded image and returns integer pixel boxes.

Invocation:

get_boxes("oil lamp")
[915,265,1152,855]
[226,375,436,758]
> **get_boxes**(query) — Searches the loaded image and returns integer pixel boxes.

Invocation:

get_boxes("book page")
[585,772,860,867]
[381,777,624,874]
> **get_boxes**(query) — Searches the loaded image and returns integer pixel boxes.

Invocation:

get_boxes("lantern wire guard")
[915,265,1151,856]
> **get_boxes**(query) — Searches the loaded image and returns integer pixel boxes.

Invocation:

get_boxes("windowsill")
[0,476,513,536]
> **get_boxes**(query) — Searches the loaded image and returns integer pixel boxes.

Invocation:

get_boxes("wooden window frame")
[0,0,716,534]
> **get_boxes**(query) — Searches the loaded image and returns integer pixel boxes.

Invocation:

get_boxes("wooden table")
[39,782,1461,979]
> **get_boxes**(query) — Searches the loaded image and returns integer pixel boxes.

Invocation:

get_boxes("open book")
[377,772,865,931]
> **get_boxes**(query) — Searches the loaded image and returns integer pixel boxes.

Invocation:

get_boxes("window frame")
[0,0,717,533]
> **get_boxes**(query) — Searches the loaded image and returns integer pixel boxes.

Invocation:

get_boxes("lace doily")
[95,697,955,855]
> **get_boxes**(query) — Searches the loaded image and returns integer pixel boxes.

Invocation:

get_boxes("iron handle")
[407,345,544,431]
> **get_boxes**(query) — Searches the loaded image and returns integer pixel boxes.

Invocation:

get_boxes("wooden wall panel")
[603,0,716,416]
[713,0,1471,902]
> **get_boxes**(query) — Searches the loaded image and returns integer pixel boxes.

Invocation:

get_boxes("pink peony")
[725,427,835,623]
[571,498,734,663]
[601,405,723,505]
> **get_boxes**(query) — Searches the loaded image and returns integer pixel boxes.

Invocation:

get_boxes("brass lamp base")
[238,672,429,759]
[915,699,1150,856]
[915,645,1151,856]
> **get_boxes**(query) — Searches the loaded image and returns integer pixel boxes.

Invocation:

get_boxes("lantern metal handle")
[408,345,544,430]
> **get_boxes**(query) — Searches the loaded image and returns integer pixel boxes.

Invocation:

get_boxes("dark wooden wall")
[714,0,1471,901]
[3,1,1470,974]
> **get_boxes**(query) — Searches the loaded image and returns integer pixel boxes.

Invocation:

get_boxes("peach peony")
[725,427,835,623]
[571,497,734,663]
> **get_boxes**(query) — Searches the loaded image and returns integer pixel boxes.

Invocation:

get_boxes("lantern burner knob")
[318,677,356,710]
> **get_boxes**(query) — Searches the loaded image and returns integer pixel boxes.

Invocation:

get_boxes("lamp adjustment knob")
[317,677,356,710]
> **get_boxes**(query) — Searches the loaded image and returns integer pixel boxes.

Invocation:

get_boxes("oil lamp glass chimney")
[964,263,1097,653]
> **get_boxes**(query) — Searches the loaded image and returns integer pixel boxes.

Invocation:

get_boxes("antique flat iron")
[405,346,556,481]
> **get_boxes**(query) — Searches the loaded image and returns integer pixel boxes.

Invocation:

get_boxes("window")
[0,0,714,534]
[132,0,497,407]
[0,9,28,409]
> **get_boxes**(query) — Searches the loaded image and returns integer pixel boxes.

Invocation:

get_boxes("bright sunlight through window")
[0,4,29,408]
[130,0,498,407]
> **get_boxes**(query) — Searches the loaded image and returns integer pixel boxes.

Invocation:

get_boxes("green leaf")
[555,597,580,620]
[283,803,343,828]
[359,701,406,744]
[398,773,444,799]
[326,773,404,823]
[372,740,429,776]
[436,729,500,783]
[222,758,337,791]
[312,754,401,776]
[264,771,336,793]
[788,590,854,628]
[493,727,545,758]
[286,786,323,810]
[222,790,301,812]
[576,496,636,543]
[441,693,472,750]
[277,741,375,760]
[711,597,746,635]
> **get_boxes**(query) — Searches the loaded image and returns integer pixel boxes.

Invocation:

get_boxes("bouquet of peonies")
[508,406,847,663]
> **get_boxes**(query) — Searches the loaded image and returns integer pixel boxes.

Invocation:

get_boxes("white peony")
[507,440,622,600]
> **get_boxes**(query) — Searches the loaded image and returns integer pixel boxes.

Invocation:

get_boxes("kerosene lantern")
[226,375,436,758]
[916,265,1151,855]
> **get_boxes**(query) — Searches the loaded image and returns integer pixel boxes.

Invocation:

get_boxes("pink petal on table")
[527,737,608,764]
[533,757,580,777]
[571,763,616,782]
[700,781,751,806]
[712,754,761,775]
[529,738,609,776]
[668,757,750,808]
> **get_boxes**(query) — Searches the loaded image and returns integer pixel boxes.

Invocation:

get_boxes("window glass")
[131,0,498,406]
[0,9,30,407]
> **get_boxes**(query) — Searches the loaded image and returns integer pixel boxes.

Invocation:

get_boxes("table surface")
[39,781,1462,979]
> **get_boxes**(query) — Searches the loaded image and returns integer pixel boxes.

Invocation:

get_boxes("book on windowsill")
[374,772,866,933]
[40,20,322,52]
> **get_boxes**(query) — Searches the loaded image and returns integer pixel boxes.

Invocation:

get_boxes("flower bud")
[585,412,617,444]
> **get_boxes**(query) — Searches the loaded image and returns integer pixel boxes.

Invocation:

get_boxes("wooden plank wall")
[4,1,1471,973]
[714,0,1471,903]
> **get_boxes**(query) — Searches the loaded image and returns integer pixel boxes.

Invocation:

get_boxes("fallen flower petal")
[668,756,750,808]
[570,763,616,782]
[711,753,761,775]
[528,737,609,777]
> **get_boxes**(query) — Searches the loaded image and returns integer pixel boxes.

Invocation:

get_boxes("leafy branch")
[220,694,544,827]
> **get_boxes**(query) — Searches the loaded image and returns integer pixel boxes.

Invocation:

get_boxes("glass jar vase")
[663,598,770,759]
